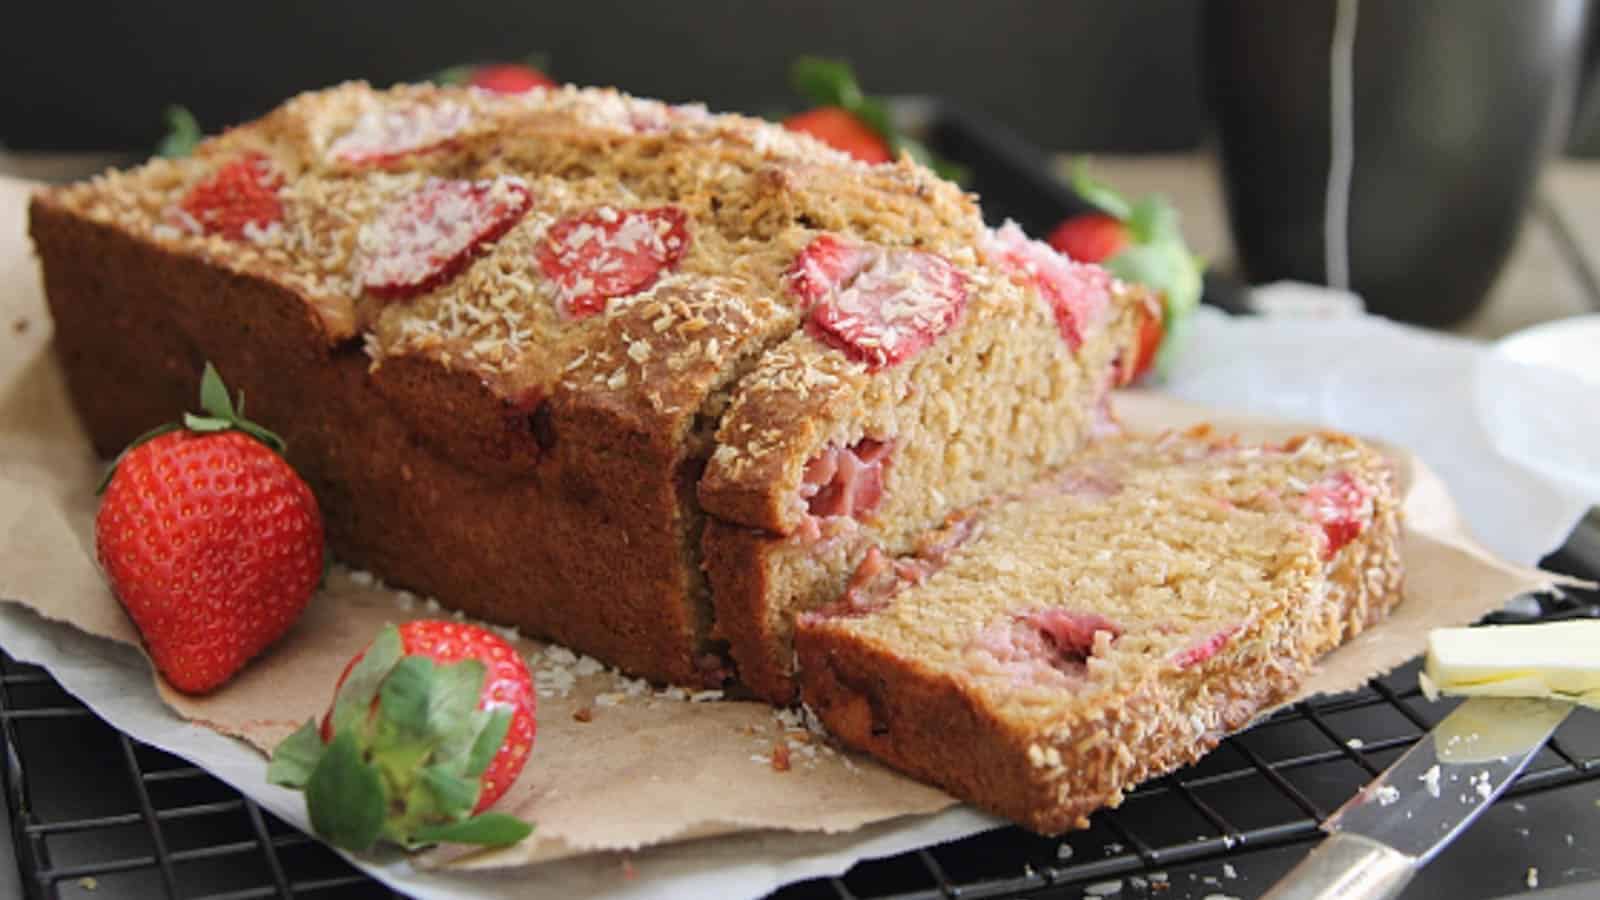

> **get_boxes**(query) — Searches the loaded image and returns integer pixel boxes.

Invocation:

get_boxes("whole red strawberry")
[1046,212,1130,264]
[782,106,893,164]
[95,363,322,694]
[268,621,537,852]
[468,62,557,93]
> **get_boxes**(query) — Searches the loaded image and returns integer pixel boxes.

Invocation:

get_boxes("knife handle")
[1260,832,1417,900]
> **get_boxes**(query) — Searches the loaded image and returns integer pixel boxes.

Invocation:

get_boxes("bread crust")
[703,521,872,705]
[796,437,1405,833]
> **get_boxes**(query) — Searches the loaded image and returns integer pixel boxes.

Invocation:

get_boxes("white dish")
[1493,314,1600,387]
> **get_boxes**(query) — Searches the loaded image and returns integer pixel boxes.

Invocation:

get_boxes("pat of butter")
[1424,620,1600,709]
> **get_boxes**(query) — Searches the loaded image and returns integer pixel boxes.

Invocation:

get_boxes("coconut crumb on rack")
[1420,764,1443,798]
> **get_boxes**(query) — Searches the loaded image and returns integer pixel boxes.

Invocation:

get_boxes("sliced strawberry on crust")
[177,154,284,240]
[327,101,472,167]
[786,233,873,306]
[986,221,1113,351]
[536,206,690,319]
[1305,471,1375,560]
[360,176,532,300]
[793,236,968,370]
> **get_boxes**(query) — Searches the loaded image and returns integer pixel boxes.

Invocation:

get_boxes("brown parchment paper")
[0,174,1572,871]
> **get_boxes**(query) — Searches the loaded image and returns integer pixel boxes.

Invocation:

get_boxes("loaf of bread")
[795,427,1404,833]
[31,82,1148,691]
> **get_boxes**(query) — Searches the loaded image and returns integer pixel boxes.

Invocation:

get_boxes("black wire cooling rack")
[3,562,1596,900]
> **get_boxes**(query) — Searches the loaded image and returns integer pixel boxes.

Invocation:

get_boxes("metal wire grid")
[2,581,1595,899]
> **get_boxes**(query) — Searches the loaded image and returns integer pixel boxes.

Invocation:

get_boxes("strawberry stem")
[96,362,287,494]
[788,56,969,184]
[270,625,535,853]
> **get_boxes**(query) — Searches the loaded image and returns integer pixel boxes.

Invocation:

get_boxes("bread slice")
[795,427,1404,833]
[31,82,1145,689]
[704,223,1150,703]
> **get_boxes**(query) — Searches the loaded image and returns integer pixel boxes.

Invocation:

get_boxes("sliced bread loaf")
[795,427,1404,832]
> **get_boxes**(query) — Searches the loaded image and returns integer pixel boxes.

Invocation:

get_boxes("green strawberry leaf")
[1105,244,1182,298]
[189,363,288,453]
[1151,292,1197,379]
[433,706,490,776]
[790,56,865,110]
[329,625,404,738]
[376,656,484,743]
[380,765,478,848]
[156,106,203,160]
[465,708,513,778]
[181,414,232,433]
[306,730,387,852]
[419,765,481,820]
[234,419,287,454]
[1069,160,1134,222]
[267,719,327,789]
[1125,196,1180,246]
[198,362,235,419]
[411,813,534,848]
[848,96,894,140]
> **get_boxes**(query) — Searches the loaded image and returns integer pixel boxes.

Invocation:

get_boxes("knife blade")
[1260,696,1574,900]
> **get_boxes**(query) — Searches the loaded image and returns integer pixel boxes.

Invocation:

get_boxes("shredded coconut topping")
[328,99,472,164]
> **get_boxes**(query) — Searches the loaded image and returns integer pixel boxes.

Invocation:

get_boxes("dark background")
[2,1,1201,153]
[5,2,1600,154]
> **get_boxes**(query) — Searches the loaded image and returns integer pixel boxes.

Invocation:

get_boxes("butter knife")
[1260,696,1574,900]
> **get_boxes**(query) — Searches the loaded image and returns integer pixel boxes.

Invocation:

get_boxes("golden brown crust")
[796,436,1406,834]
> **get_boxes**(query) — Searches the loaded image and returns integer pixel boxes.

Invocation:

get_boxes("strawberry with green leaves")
[269,621,537,852]
[783,106,893,164]
[95,364,323,694]
[1049,162,1204,382]
[784,57,967,183]
[434,56,558,94]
